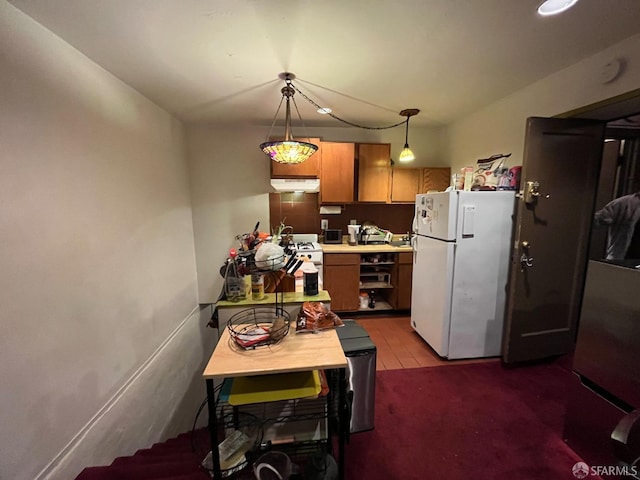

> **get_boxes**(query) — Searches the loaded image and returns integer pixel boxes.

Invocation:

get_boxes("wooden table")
[203,323,348,479]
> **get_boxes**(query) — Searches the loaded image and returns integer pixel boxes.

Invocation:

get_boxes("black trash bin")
[337,321,376,433]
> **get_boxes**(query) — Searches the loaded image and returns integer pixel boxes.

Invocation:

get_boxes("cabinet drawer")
[324,253,360,266]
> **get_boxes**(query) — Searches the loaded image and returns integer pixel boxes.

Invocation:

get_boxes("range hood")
[270,178,320,193]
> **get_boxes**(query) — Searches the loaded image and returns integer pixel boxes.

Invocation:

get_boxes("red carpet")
[346,361,592,480]
[76,361,593,480]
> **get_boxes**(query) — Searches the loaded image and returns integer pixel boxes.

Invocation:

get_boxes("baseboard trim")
[34,305,202,480]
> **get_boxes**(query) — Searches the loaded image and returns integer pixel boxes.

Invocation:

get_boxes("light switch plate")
[321,219,328,230]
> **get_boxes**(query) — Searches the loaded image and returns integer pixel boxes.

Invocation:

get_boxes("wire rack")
[227,306,291,349]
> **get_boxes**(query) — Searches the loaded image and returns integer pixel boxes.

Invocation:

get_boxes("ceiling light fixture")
[260,73,318,164]
[398,109,420,163]
[261,72,421,164]
[537,0,579,16]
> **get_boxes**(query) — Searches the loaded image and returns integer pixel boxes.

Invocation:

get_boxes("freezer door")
[411,235,455,357]
[415,192,457,240]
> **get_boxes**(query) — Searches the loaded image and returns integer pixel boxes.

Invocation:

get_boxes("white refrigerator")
[411,190,516,359]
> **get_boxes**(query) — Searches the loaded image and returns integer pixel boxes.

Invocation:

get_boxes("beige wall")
[447,33,640,172]
[0,3,210,480]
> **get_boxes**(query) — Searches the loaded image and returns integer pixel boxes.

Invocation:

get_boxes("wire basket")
[227,307,291,349]
[238,249,287,274]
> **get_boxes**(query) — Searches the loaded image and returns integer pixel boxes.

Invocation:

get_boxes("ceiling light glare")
[537,0,579,16]
[317,107,332,114]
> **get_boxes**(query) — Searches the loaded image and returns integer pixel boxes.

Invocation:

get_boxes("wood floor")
[353,314,499,371]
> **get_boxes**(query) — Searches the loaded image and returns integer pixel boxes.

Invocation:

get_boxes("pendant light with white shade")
[398,109,420,163]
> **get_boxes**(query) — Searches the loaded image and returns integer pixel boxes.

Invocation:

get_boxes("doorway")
[502,89,640,364]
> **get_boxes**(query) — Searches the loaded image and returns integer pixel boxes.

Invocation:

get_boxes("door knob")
[520,241,534,272]
[524,181,540,204]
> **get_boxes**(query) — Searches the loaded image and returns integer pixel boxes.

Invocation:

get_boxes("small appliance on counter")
[358,225,393,245]
[347,225,360,246]
[322,229,343,244]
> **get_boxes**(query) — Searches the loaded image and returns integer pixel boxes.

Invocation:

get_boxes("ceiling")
[8,0,640,128]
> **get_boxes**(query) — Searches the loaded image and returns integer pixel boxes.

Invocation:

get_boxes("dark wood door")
[502,117,605,364]
[323,254,360,312]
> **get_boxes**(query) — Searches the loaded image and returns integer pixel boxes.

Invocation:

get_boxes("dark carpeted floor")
[345,360,596,480]
[76,360,596,480]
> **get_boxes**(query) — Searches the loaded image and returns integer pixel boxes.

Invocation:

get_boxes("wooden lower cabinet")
[324,251,413,313]
[323,253,360,312]
[390,252,413,310]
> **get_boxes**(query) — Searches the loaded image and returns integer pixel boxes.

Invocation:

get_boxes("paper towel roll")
[319,206,341,214]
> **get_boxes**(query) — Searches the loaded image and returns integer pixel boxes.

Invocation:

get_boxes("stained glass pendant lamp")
[398,108,420,163]
[259,75,318,164]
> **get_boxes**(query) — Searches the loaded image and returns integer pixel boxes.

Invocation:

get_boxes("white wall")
[447,33,640,172]
[187,123,447,304]
[0,3,213,480]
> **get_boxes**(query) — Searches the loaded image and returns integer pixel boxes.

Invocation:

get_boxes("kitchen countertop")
[320,242,413,254]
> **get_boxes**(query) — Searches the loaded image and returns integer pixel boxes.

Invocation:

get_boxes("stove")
[289,235,323,265]
[289,234,324,293]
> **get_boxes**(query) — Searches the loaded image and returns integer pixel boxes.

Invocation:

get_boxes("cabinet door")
[270,138,321,178]
[357,143,391,202]
[323,254,360,312]
[390,252,413,310]
[420,167,451,193]
[320,142,355,203]
[395,264,413,310]
[390,168,421,203]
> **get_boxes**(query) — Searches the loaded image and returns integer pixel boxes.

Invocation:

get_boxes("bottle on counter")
[302,263,319,296]
[251,273,265,300]
[368,290,376,309]
[224,249,246,302]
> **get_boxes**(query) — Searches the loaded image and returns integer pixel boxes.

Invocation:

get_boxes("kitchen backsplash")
[269,193,415,235]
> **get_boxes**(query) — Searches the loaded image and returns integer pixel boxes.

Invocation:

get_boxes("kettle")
[347,224,361,246]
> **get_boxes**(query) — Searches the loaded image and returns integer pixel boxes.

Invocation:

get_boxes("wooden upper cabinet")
[357,143,391,202]
[269,138,321,178]
[320,142,355,203]
[390,168,421,203]
[420,167,451,193]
